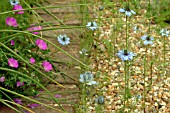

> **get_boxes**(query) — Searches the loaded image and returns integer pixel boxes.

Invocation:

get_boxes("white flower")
[79,72,97,85]
[117,50,136,61]
[119,8,136,17]
[86,22,98,30]
[160,28,169,37]
[9,0,19,5]
[141,34,154,45]
[57,34,70,45]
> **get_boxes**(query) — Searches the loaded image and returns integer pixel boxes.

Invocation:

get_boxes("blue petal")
[150,37,154,40]
[125,11,132,17]
[91,81,97,85]
[119,8,125,13]
[79,79,84,83]
[141,34,147,40]
[131,10,136,15]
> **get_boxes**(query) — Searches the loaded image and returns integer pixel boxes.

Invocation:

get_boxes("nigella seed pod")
[30,4,33,8]
[99,6,104,11]
[95,96,104,104]
[86,90,90,95]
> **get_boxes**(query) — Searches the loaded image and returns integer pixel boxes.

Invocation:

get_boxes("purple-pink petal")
[0,77,5,82]
[35,39,47,50]
[28,26,42,34]
[13,98,22,104]
[8,58,19,68]
[39,89,44,92]
[28,104,40,109]
[32,26,42,34]
[16,81,24,87]
[42,61,53,72]
[55,94,62,98]
[30,57,35,64]
[13,4,24,14]
[11,40,15,45]
[6,17,18,27]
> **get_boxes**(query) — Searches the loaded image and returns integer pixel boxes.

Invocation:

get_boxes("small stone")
[112,83,118,86]
[98,44,106,52]
[158,93,162,98]
[112,64,117,70]
[107,105,111,110]
[154,102,158,107]
[110,71,116,75]
[120,67,124,73]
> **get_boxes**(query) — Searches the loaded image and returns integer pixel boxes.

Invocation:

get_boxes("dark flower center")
[124,50,128,56]
[146,36,150,41]
[62,37,66,41]
[125,6,130,11]
[136,26,139,30]
[91,22,93,26]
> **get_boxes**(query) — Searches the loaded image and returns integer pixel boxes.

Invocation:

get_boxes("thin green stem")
[0,30,90,69]
[0,67,64,112]
[84,84,87,113]
[126,15,128,50]
[0,86,64,112]
[149,61,153,91]
[163,36,166,77]
[148,0,151,33]
[124,61,127,110]
[143,47,147,113]
[0,41,64,88]
[0,4,93,15]
[0,100,22,113]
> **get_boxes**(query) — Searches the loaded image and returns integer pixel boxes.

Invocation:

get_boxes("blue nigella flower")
[141,34,154,45]
[119,7,136,17]
[160,28,169,37]
[57,34,70,45]
[117,50,136,61]
[86,22,98,31]
[95,96,105,104]
[79,72,97,85]
[9,0,19,5]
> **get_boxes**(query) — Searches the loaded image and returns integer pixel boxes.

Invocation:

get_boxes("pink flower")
[39,89,43,92]
[55,94,62,98]
[8,58,19,68]
[13,4,24,14]
[35,39,47,50]
[30,57,35,64]
[6,17,18,27]
[13,98,22,104]
[28,103,40,108]
[16,81,24,87]
[28,26,42,35]
[11,40,15,45]
[0,77,5,82]
[42,61,53,72]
